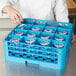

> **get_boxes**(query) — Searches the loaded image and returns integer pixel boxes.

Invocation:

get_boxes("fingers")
[11,16,18,25]
[15,11,23,24]
[16,12,23,21]
[5,6,23,25]
[71,38,75,44]
[71,33,74,40]
[11,12,23,25]
[15,14,21,24]
[71,34,75,44]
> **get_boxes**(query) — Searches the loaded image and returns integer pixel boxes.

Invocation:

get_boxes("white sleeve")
[0,0,18,14]
[54,0,69,22]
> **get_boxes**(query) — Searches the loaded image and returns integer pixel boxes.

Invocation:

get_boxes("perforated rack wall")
[3,18,73,69]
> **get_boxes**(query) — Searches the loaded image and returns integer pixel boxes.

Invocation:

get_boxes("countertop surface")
[67,0,76,8]
[67,0,76,12]
[0,19,76,76]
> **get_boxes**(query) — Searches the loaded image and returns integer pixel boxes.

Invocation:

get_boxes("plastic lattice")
[3,18,73,69]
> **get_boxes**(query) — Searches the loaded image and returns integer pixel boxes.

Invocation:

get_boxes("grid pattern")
[3,18,73,69]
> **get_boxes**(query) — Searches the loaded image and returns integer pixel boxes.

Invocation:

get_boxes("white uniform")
[0,0,69,22]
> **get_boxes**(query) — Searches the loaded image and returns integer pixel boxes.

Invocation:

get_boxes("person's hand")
[2,6,23,25]
[71,33,75,44]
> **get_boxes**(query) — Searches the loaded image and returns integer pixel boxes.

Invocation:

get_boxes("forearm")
[54,0,69,22]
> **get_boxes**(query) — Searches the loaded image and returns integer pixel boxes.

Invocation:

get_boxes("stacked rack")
[3,18,73,69]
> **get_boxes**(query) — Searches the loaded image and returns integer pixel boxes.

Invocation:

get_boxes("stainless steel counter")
[0,19,76,76]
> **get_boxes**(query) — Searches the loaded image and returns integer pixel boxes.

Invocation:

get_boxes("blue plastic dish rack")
[3,18,73,69]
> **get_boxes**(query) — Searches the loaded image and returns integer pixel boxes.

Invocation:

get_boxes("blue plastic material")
[3,18,73,69]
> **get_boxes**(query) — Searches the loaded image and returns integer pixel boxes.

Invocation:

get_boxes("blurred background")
[66,0,76,34]
[0,0,76,33]
[0,0,76,76]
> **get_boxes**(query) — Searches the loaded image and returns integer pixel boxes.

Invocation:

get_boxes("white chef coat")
[0,0,69,22]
